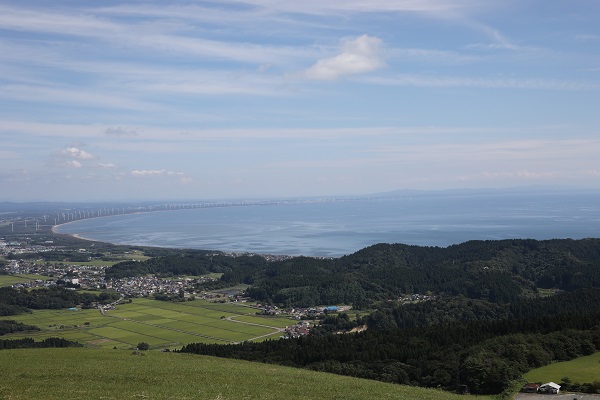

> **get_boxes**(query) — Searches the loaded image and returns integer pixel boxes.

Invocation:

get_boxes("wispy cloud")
[1,1,598,200]
[361,74,597,90]
[64,160,83,169]
[222,0,481,16]
[576,34,600,41]
[0,4,312,66]
[130,169,192,184]
[463,170,563,180]
[131,169,184,177]
[466,23,526,51]
[99,163,117,169]
[104,127,139,137]
[0,84,157,111]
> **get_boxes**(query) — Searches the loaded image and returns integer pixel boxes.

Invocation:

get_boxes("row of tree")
[0,337,82,350]
[0,286,120,315]
[0,320,39,336]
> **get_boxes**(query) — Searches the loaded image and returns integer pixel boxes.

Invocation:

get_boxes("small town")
[1,237,348,339]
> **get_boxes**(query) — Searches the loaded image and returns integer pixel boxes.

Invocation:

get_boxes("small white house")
[539,382,561,394]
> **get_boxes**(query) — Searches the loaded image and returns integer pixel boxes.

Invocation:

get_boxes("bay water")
[54,189,600,257]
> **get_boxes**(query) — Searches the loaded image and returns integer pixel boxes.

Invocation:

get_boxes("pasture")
[0,348,493,400]
[0,273,48,287]
[0,298,292,349]
[524,352,600,384]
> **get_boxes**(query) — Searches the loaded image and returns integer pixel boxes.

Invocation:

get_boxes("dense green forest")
[105,252,238,279]
[0,286,120,316]
[182,289,600,394]
[106,238,600,308]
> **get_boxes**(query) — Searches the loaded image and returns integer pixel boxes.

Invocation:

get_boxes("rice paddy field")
[0,298,292,349]
[523,352,600,383]
[0,348,493,400]
[0,273,49,287]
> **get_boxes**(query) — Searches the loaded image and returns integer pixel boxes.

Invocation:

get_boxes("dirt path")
[224,315,284,342]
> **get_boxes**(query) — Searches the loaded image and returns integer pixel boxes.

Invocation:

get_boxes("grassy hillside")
[524,351,600,383]
[0,348,492,400]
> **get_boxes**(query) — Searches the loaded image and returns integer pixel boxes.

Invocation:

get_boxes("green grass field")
[0,348,493,400]
[0,274,49,287]
[1,298,293,349]
[524,352,600,383]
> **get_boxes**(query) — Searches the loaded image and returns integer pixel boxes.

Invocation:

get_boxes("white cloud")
[61,147,95,160]
[305,35,385,80]
[65,160,83,168]
[131,169,184,177]
[99,163,117,168]
[48,146,96,169]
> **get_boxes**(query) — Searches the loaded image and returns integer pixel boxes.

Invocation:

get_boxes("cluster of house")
[106,275,216,298]
[397,293,434,304]
[257,304,350,319]
[521,382,562,394]
[284,321,312,338]
[3,249,217,299]
[4,259,106,289]
[0,240,58,255]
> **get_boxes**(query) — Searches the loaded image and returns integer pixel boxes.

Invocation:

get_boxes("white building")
[539,382,561,394]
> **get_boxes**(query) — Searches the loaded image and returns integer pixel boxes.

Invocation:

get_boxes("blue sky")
[1,0,599,201]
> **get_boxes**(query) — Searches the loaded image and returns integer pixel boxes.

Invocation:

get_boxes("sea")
[54,189,600,257]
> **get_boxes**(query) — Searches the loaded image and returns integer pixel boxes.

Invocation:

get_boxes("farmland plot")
[1,298,284,349]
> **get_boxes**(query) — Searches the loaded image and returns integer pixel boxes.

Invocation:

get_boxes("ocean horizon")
[54,189,600,257]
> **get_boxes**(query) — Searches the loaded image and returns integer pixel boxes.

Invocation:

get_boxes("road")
[224,315,285,342]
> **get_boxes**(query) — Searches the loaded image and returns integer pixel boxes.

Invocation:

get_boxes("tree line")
[0,286,120,316]
[0,320,39,336]
[0,337,82,350]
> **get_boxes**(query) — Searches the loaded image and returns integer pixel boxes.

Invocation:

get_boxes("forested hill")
[177,239,600,395]
[106,238,600,307]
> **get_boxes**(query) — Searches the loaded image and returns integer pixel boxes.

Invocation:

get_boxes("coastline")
[52,216,109,243]
[45,191,600,257]
[49,211,301,259]
[51,212,136,246]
